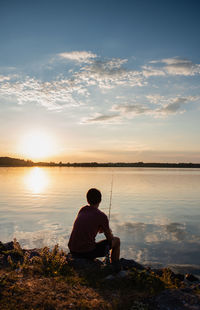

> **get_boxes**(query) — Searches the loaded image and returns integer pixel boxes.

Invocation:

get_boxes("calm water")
[0,167,200,274]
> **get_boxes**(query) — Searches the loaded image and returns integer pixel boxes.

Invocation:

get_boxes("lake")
[0,167,200,275]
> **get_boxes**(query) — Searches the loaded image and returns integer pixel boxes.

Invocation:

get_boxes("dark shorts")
[71,239,112,259]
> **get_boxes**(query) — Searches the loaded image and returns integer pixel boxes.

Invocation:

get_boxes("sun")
[20,131,55,160]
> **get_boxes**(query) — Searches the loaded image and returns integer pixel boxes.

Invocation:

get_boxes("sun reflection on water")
[24,167,49,194]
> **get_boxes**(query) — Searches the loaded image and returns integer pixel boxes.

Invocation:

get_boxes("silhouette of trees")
[0,157,199,168]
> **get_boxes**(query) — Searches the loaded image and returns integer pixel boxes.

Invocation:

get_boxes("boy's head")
[87,188,102,206]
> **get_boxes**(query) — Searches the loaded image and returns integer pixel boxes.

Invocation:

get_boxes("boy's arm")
[98,225,112,236]
[100,214,113,240]
[103,228,114,242]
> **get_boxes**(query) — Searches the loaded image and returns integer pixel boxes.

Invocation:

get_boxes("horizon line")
[0,156,200,167]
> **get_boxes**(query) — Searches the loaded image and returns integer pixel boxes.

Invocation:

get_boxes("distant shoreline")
[0,156,200,168]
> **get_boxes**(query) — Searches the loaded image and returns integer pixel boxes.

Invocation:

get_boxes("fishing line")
[108,173,114,221]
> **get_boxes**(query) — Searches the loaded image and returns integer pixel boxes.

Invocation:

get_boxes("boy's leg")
[91,238,120,262]
[93,240,111,258]
[111,236,120,263]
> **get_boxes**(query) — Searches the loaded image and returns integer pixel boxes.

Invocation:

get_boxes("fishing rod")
[108,174,114,221]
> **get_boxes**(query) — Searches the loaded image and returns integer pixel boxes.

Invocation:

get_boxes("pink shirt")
[68,205,109,253]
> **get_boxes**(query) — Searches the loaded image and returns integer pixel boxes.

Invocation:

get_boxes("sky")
[0,0,200,163]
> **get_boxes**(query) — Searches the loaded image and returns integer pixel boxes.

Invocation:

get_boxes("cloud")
[146,94,167,105]
[0,55,144,111]
[0,75,11,82]
[82,113,121,124]
[73,58,144,89]
[112,103,151,117]
[110,96,199,120]
[159,98,187,114]
[142,65,166,78]
[156,96,198,115]
[164,58,200,76]
[149,58,200,76]
[58,51,97,63]
[1,52,200,122]
[0,76,89,110]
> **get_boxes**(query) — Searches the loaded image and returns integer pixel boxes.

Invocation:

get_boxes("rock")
[119,258,145,270]
[110,260,122,273]
[181,287,194,293]
[0,241,14,252]
[152,268,185,283]
[151,268,164,277]
[116,270,128,278]
[154,289,200,310]
[105,270,128,281]
[67,255,103,270]
[0,254,8,267]
[105,274,115,280]
[175,273,185,281]
[185,273,199,282]
[24,249,41,259]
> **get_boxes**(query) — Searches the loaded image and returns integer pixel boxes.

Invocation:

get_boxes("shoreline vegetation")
[0,156,200,168]
[0,240,200,310]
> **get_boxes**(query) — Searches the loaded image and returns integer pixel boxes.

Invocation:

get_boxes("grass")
[0,240,196,310]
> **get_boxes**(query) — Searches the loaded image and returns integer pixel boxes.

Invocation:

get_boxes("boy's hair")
[87,188,102,205]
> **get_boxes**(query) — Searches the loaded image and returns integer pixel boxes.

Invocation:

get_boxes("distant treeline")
[0,157,200,168]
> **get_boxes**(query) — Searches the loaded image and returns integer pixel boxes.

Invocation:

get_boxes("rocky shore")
[0,240,200,309]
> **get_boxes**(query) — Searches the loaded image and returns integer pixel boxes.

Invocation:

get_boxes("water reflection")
[114,220,200,268]
[24,167,49,194]
[12,219,70,250]
[0,167,200,274]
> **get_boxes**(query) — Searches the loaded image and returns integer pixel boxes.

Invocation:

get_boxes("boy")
[68,188,120,263]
